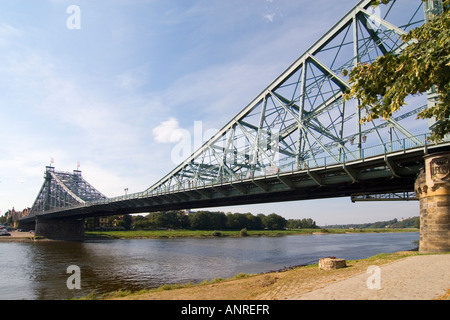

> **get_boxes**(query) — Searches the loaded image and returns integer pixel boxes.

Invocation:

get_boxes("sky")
[0,0,421,226]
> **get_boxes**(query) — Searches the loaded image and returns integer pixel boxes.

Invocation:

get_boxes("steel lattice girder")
[351,191,418,202]
[142,0,432,197]
[29,167,107,216]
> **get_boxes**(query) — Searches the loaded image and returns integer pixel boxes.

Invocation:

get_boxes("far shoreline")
[0,228,419,242]
[84,227,419,240]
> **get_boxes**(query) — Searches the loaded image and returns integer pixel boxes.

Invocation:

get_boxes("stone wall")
[319,257,347,270]
[415,152,450,253]
[35,217,85,240]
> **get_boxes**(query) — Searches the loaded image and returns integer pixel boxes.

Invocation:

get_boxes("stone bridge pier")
[415,152,450,253]
[34,216,85,240]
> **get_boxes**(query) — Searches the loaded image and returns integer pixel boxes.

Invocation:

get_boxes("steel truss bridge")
[21,0,449,225]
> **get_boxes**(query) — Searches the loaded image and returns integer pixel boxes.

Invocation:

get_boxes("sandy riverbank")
[0,230,36,241]
[290,254,450,300]
[114,251,449,300]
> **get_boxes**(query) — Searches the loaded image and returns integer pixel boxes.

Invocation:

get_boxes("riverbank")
[0,231,36,242]
[85,228,418,239]
[0,228,418,242]
[102,251,449,300]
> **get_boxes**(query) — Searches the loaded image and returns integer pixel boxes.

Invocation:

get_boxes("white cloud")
[152,117,186,143]
[263,13,276,23]
[262,0,278,23]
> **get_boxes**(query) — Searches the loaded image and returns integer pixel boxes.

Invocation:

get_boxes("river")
[0,232,419,300]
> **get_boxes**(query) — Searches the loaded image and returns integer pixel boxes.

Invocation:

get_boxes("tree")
[188,211,209,230]
[176,211,191,229]
[226,212,248,230]
[344,0,450,142]
[245,213,264,230]
[189,211,227,230]
[122,214,133,230]
[208,211,227,230]
[134,215,152,229]
[161,210,187,229]
[414,217,420,229]
[287,218,318,229]
[114,214,132,230]
[262,213,287,230]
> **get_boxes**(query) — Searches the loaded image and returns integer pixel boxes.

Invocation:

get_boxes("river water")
[0,232,419,300]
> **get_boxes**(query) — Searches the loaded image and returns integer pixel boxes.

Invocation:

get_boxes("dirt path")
[276,254,450,300]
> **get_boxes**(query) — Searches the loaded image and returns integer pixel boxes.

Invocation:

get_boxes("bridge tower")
[20,166,107,239]
[415,153,450,253]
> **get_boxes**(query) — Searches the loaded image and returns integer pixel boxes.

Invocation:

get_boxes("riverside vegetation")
[85,227,418,239]
[85,210,419,239]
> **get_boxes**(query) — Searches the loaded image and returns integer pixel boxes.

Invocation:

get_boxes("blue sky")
[0,0,420,225]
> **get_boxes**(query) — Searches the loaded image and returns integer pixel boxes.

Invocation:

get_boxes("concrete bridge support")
[415,152,450,253]
[17,220,36,232]
[35,216,85,240]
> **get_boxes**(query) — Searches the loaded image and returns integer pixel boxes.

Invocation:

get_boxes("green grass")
[85,228,418,239]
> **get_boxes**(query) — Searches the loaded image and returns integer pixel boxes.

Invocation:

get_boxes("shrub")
[212,230,222,237]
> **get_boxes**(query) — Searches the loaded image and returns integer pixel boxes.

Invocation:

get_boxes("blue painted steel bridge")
[20,0,449,230]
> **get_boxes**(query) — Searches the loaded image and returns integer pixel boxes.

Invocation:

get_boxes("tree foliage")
[344,0,450,142]
[286,218,318,229]
[129,210,308,231]
[261,213,287,230]
[324,216,420,229]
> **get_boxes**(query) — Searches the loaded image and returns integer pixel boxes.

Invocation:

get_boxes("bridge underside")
[34,217,85,240]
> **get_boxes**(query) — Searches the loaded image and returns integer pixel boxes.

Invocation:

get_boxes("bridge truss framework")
[129,0,446,203]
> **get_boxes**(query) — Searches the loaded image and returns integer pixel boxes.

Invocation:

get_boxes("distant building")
[99,216,109,228]
[5,207,31,228]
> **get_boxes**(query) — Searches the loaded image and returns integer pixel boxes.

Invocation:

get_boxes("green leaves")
[345,4,450,142]
[370,0,392,6]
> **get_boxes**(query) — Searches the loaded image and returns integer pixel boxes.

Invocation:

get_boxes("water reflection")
[0,232,419,300]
